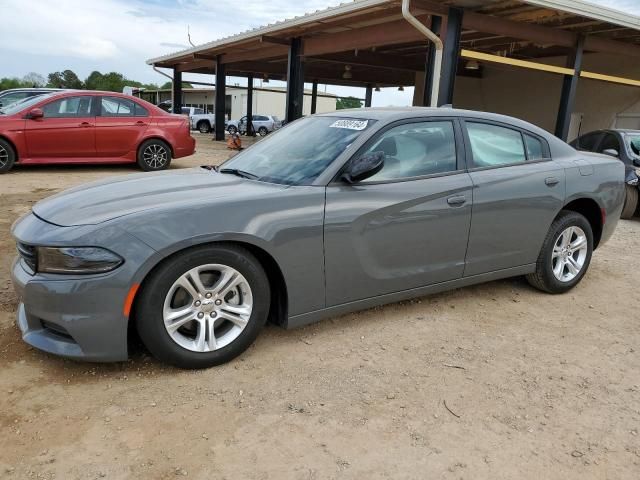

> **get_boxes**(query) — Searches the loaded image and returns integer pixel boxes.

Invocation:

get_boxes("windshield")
[0,93,55,115]
[220,116,375,185]
[627,135,640,159]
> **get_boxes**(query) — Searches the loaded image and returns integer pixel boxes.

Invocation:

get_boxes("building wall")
[451,52,640,141]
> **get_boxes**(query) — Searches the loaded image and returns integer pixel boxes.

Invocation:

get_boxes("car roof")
[0,88,65,93]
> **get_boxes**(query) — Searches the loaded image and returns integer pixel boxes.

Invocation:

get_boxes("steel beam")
[215,57,226,141]
[247,73,254,136]
[172,68,182,114]
[311,81,318,114]
[555,35,585,141]
[285,38,304,123]
[365,84,373,107]
[439,8,463,106]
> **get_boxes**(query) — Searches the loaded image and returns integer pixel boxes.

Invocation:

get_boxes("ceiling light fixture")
[465,60,480,70]
[342,65,353,80]
[398,85,404,91]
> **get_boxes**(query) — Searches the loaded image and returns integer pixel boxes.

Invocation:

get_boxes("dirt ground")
[0,132,639,480]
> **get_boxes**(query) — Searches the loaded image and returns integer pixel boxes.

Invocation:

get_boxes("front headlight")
[37,247,123,274]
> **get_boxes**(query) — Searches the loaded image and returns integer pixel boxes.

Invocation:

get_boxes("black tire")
[137,139,172,172]
[197,121,211,134]
[135,244,271,369]
[258,126,268,136]
[526,211,594,294]
[227,125,237,135]
[621,185,638,220]
[0,138,16,174]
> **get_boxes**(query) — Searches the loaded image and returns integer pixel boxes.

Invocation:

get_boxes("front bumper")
[10,214,157,362]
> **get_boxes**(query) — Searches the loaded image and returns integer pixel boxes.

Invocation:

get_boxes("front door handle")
[135,121,147,126]
[79,121,93,127]
[545,176,560,186]
[447,195,467,206]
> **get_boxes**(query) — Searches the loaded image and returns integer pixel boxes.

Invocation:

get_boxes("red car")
[0,91,195,173]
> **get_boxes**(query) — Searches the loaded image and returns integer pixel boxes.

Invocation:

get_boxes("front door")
[462,120,565,276]
[25,95,96,159]
[324,119,473,306]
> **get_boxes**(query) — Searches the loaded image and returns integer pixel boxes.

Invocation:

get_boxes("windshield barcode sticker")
[329,119,368,130]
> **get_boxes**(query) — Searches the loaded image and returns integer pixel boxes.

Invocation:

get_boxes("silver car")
[226,114,281,136]
[11,108,625,369]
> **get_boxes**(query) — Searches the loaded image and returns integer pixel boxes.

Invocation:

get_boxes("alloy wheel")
[551,226,588,282]
[0,144,8,169]
[143,144,168,169]
[162,264,253,352]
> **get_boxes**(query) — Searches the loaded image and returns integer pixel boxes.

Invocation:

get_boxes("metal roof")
[147,0,640,66]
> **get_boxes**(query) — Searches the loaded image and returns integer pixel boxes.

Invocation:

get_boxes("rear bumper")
[174,135,196,159]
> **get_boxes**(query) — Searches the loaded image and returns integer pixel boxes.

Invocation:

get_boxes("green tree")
[336,96,363,109]
[85,71,104,90]
[0,77,30,90]
[47,70,83,89]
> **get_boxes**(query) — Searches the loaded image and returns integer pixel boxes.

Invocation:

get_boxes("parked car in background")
[0,90,195,173]
[0,88,65,109]
[11,108,624,369]
[571,129,640,219]
[226,114,282,136]
[181,107,216,133]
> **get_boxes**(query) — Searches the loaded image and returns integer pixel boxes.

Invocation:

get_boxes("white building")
[137,86,337,120]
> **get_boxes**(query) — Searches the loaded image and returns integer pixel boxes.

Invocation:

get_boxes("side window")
[134,102,149,117]
[194,108,205,115]
[0,92,30,106]
[42,96,93,118]
[181,107,190,115]
[524,134,545,160]
[360,121,458,182]
[596,133,620,154]
[467,122,526,167]
[101,97,143,117]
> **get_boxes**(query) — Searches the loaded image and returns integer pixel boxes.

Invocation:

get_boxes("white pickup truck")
[181,107,216,133]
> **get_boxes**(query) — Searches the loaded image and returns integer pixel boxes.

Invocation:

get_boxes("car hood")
[33,167,288,227]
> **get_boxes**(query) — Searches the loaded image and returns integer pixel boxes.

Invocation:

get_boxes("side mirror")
[341,151,385,184]
[634,158,640,167]
[27,108,44,120]
[602,148,619,158]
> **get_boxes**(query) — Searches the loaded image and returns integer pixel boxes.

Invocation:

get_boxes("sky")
[1,0,639,108]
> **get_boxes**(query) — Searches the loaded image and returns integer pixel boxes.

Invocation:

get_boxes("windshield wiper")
[219,168,259,180]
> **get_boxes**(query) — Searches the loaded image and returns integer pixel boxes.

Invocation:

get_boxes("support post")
[172,69,182,114]
[285,38,304,123]
[555,35,585,141]
[247,73,254,136]
[365,84,373,108]
[438,8,463,106]
[423,15,442,107]
[215,57,226,141]
[311,81,318,114]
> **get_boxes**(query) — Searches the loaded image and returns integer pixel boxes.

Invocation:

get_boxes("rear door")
[324,118,473,306]
[462,119,565,276]
[95,96,150,157]
[25,95,96,159]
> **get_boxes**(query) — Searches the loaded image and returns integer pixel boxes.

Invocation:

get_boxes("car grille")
[16,242,37,274]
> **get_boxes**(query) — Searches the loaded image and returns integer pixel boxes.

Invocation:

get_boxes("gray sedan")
[11,108,625,368]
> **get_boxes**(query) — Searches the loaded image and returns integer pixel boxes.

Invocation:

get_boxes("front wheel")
[197,121,211,134]
[258,126,268,136]
[526,211,593,294]
[621,185,638,219]
[137,139,172,171]
[135,245,271,369]
[0,138,16,174]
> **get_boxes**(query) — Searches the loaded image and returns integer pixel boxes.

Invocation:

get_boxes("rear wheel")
[197,121,211,134]
[137,139,171,171]
[526,211,593,294]
[135,245,270,369]
[0,138,16,174]
[621,185,638,219]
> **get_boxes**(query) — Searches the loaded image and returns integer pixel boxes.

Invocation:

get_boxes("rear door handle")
[545,176,560,186]
[135,121,147,126]
[79,121,93,127]
[447,195,467,206]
